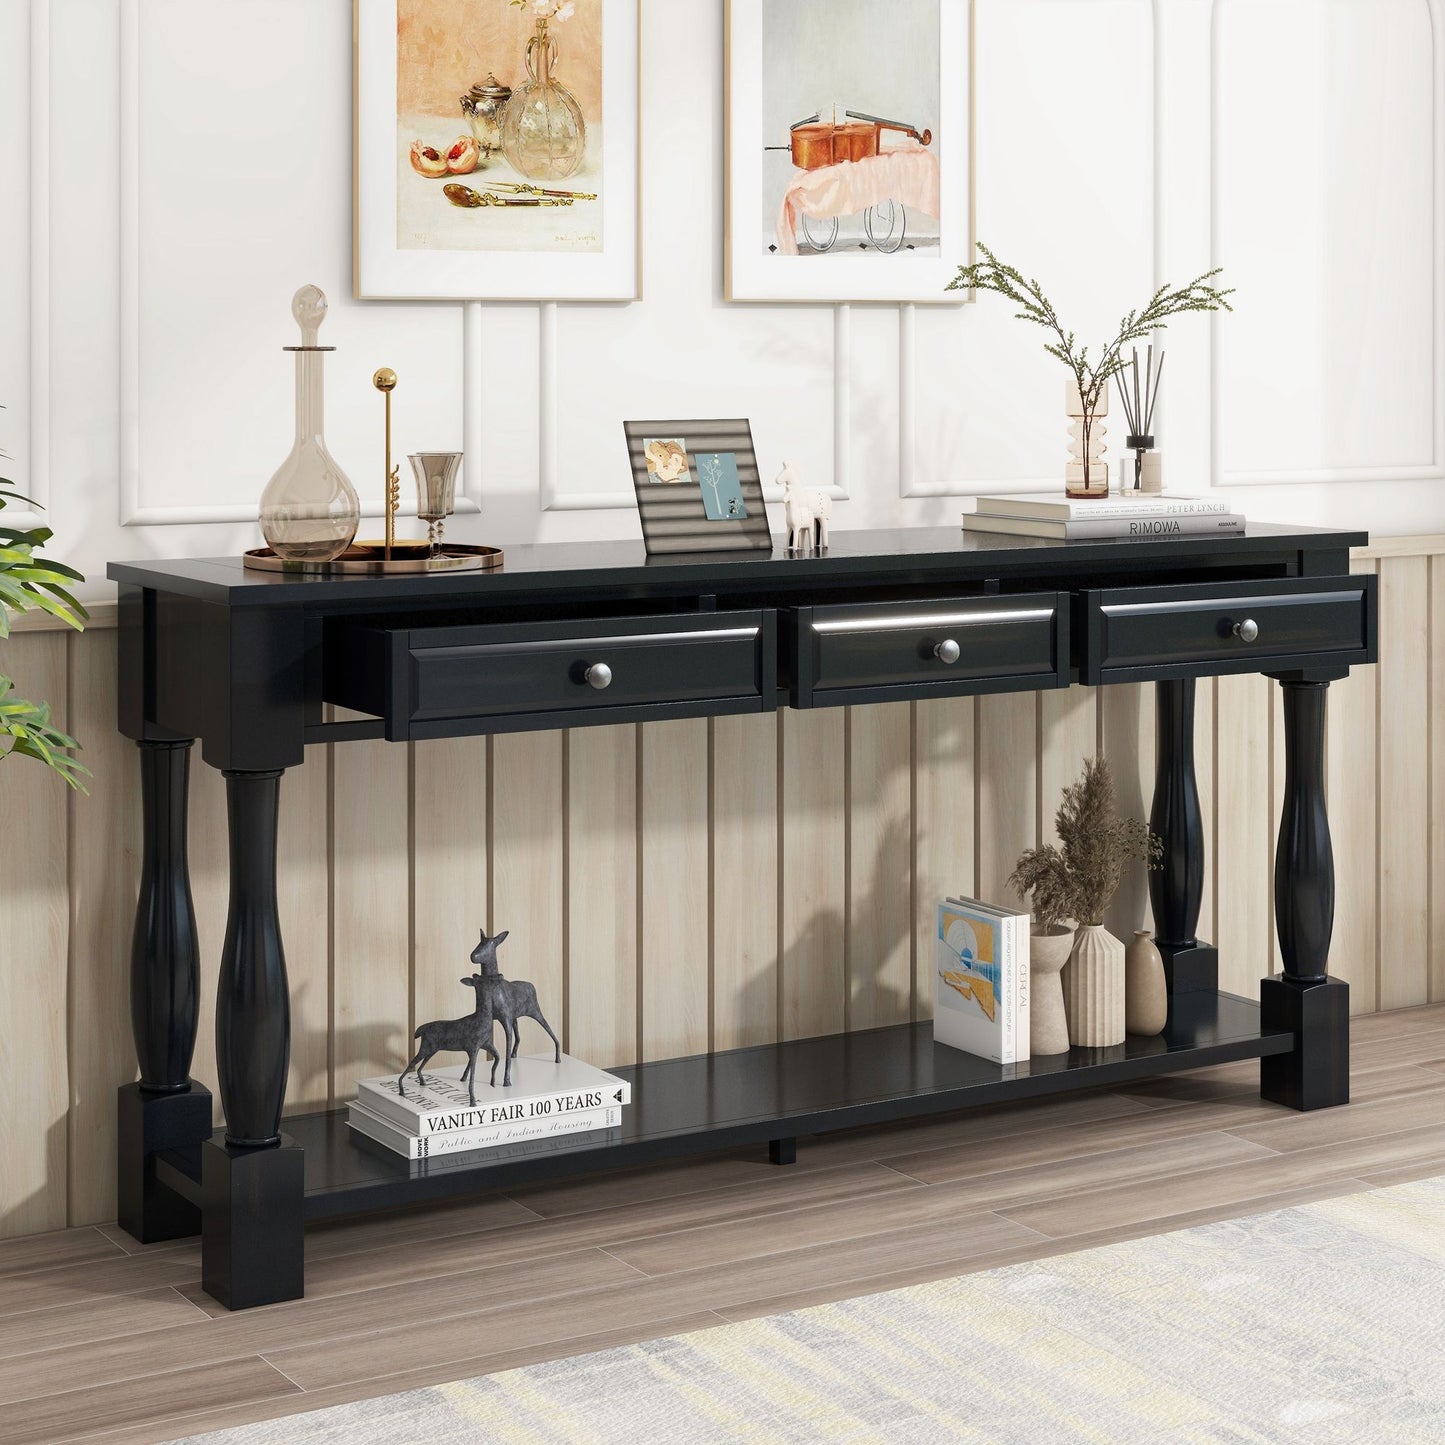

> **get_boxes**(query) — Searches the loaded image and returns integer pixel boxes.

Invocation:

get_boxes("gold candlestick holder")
[373,367,401,559]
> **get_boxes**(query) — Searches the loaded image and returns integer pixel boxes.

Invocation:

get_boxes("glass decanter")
[501,17,586,181]
[258,286,361,562]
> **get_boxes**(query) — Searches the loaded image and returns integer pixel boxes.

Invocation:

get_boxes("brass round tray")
[243,543,504,576]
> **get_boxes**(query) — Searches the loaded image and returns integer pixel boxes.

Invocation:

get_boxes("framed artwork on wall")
[725,0,973,304]
[355,0,639,301]
[624,420,774,555]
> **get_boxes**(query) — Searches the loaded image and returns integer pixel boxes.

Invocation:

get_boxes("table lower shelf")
[279,990,1292,1221]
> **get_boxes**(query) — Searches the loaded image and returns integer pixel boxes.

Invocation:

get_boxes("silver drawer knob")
[934,639,961,665]
[584,662,613,690]
[1233,619,1259,643]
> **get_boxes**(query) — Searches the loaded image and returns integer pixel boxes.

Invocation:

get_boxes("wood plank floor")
[9,1005,1445,1444]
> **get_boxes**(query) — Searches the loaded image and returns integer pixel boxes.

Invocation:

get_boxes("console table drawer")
[787,594,1069,707]
[1079,576,1378,684]
[327,611,776,740]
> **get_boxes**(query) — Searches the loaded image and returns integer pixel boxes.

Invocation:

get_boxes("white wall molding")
[1213,0,1445,489]
[116,0,478,528]
[900,0,1159,500]
[11,0,51,528]
[540,301,853,512]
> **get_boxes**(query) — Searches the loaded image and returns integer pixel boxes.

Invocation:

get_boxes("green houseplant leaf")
[0,424,89,789]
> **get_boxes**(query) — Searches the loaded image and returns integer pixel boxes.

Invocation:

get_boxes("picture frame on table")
[624,420,774,556]
[725,0,974,304]
[355,0,640,301]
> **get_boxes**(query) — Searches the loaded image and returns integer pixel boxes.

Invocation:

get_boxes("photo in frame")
[355,0,639,300]
[725,0,973,303]
[624,421,773,555]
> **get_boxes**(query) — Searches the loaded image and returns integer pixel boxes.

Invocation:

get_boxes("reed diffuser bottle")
[258,286,360,562]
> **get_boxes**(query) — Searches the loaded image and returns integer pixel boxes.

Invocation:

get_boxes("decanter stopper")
[292,285,328,347]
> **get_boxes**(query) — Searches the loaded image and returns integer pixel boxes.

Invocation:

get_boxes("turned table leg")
[1149,680,1219,1010]
[118,739,213,1243]
[1261,679,1349,1110]
[201,768,305,1309]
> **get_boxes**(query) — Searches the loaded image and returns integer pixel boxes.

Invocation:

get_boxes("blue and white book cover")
[933,901,1010,1063]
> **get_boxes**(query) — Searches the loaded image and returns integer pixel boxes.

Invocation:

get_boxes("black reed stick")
[1144,352,1166,435]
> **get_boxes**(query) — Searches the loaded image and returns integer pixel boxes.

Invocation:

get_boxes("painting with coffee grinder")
[397,0,604,255]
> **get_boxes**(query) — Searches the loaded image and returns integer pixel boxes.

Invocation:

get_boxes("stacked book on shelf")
[963,492,1243,541]
[350,1052,629,1161]
[933,896,1031,1064]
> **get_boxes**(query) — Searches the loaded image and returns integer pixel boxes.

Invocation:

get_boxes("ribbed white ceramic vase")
[1064,924,1127,1048]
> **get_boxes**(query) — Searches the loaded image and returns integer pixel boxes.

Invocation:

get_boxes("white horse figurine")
[779,462,831,554]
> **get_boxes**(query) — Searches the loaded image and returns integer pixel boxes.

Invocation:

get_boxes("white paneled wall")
[3,0,1441,576]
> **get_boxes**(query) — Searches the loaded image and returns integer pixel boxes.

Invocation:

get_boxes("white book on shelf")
[934,896,1030,1064]
[947,896,1030,1063]
[973,492,1231,521]
[963,512,1243,541]
[356,1052,631,1136]
[348,1099,622,1159]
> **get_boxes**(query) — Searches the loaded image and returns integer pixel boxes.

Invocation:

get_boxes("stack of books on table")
[349,1052,629,1160]
[933,896,1031,1064]
[963,492,1243,540]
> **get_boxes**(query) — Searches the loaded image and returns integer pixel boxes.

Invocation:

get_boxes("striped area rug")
[180,1175,1445,1444]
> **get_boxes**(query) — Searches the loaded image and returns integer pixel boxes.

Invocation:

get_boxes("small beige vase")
[1125,929,1168,1035]
[1030,926,1075,1055]
[1064,924,1127,1048]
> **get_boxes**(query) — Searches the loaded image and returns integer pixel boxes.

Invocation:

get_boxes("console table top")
[109,522,1368,608]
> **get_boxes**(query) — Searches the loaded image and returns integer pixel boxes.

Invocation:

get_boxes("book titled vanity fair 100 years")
[351,1052,631,1158]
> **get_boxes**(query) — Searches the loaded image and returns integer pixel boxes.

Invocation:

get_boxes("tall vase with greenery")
[1,414,88,788]
[1009,757,1160,1047]
[948,244,1234,498]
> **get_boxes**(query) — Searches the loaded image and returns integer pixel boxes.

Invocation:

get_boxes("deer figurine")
[460,928,562,1088]
[779,461,831,554]
[398,975,501,1107]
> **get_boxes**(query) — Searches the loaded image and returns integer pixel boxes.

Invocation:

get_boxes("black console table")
[109,524,1376,1310]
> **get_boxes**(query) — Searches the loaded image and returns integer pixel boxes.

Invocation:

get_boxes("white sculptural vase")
[1064,923,1127,1048]
[1029,926,1075,1055]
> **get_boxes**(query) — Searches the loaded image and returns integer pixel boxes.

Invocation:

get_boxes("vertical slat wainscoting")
[1328,559,1379,1014]
[186,761,227,1121]
[331,737,410,1103]
[412,737,488,1048]
[277,750,331,1112]
[640,719,709,1060]
[712,713,780,1050]
[977,694,1038,907]
[490,732,565,1053]
[1213,675,1274,1001]
[1039,687,1098,840]
[1376,556,1431,1010]
[66,630,140,1227]
[0,634,71,1236]
[846,702,913,1030]
[780,707,846,1040]
[913,697,977,1022]
[1102,685,1154,941]
[567,724,638,1068]
[1195,679,1219,954]
[1432,557,1445,1005]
